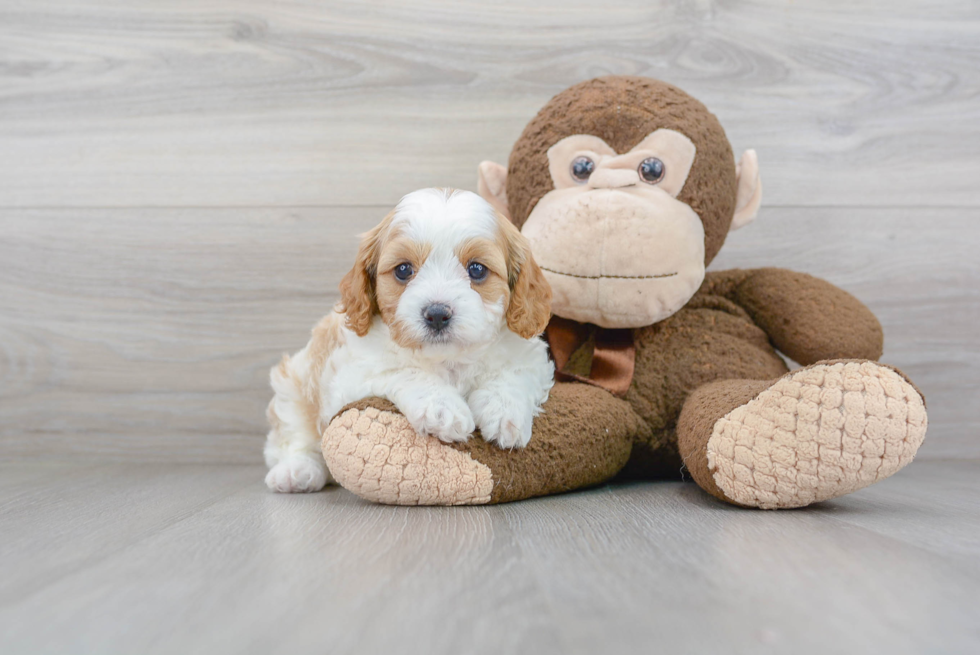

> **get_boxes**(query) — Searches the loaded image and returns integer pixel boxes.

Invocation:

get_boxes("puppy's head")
[339,188,551,352]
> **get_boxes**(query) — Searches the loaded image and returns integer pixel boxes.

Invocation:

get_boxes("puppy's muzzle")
[422,303,453,333]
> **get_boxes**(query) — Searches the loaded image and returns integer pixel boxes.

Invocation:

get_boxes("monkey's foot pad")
[707,361,927,509]
[322,406,493,505]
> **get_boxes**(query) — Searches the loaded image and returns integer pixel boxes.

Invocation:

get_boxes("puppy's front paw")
[470,390,533,449]
[266,453,330,493]
[407,394,475,443]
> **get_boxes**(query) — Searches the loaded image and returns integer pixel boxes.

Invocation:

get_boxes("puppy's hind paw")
[265,454,331,493]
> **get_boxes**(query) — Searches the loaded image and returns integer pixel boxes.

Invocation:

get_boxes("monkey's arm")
[705,268,883,365]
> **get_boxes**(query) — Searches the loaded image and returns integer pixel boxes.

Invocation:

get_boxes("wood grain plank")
[0,1,978,207]
[0,461,977,654]
[1,205,976,460]
[0,463,256,603]
[498,469,980,654]
[817,459,980,566]
[0,206,374,462]
[0,465,564,655]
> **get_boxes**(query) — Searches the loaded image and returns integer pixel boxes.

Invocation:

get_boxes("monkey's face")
[478,77,763,330]
[520,129,704,329]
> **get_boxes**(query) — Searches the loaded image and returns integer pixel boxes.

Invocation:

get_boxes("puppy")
[264,188,554,493]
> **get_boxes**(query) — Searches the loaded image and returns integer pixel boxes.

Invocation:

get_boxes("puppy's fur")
[264,188,554,493]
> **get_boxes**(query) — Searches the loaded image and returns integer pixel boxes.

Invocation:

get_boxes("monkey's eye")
[393,263,414,282]
[467,262,489,282]
[638,157,666,184]
[570,156,595,183]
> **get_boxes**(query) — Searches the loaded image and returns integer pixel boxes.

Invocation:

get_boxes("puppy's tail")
[265,352,318,467]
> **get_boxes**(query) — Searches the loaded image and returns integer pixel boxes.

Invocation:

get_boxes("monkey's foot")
[679,360,928,509]
[321,401,494,505]
[322,384,638,506]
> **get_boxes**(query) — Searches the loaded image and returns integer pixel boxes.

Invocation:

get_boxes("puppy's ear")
[501,216,552,339]
[339,217,388,336]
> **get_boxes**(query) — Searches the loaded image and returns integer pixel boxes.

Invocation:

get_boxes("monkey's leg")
[677,360,927,509]
[321,383,641,505]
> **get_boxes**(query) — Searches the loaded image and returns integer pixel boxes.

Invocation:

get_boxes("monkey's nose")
[588,168,639,189]
[422,304,453,332]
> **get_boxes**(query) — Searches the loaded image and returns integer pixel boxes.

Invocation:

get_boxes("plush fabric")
[323,399,494,505]
[677,361,927,509]
[320,76,928,509]
[324,384,639,505]
[545,129,696,198]
[505,76,738,265]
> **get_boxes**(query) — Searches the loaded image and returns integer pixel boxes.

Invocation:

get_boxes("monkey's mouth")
[539,266,678,280]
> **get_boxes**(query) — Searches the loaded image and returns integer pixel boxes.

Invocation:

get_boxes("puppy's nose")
[422,304,453,332]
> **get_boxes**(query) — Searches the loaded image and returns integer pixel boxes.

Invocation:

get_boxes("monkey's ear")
[731,149,762,231]
[477,160,510,219]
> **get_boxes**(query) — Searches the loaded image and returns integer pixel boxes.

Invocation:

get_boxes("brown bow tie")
[545,316,635,398]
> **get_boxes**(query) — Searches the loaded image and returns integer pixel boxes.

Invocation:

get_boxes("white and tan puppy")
[264,188,554,493]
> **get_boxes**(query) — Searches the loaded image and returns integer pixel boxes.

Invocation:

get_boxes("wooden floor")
[0,460,978,654]
[2,1,979,653]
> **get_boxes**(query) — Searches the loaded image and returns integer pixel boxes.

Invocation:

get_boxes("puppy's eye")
[393,263,414,282]
[638,157,665,184]
[467,262,489,282]
[570,156,595,183]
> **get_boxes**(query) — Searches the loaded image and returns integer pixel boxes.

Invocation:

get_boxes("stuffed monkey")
[320,76,927,509]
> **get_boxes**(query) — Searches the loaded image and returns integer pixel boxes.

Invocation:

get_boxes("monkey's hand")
[726,267,884,365]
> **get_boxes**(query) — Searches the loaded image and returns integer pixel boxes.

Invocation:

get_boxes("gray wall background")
[1,0,977,462]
